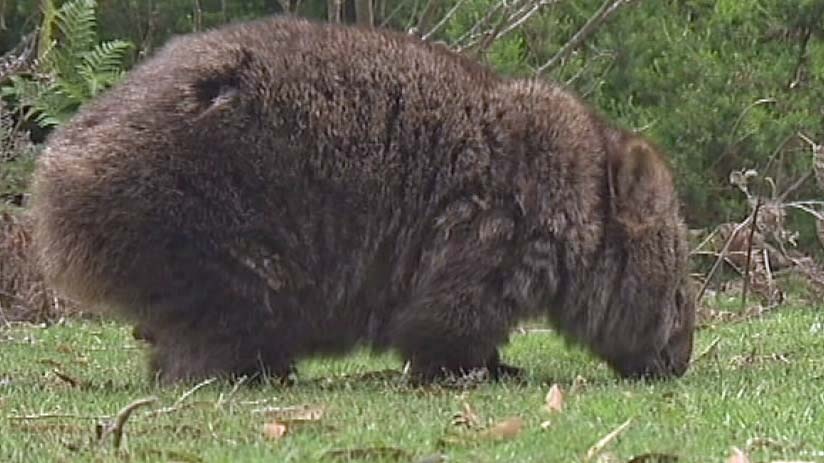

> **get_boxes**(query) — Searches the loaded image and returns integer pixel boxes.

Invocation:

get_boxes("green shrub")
[1,0,132,128]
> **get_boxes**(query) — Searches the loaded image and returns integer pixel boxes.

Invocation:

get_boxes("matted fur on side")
[30,16,695,383]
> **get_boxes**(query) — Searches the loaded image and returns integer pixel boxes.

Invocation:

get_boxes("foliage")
[435,0,824,248]
[1,0,132,128]
[526,0,823,230]
[0,102,37,210]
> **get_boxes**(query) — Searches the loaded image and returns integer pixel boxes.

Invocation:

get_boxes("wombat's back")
[29,16,508,342]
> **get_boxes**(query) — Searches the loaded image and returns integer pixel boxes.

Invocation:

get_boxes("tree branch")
[536,0,635,75]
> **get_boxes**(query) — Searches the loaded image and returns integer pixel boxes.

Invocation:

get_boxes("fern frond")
[55,0,97,68]
[80,40,133,78]
[3,0,132,129]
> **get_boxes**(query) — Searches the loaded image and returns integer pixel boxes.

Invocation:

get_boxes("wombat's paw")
[488,362,525,381]
[131,323,156,344]
[484,350,525,381]
[245,362,299,387]
[404,363,510,389]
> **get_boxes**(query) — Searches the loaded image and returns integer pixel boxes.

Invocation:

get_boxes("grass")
[1,292,823,463]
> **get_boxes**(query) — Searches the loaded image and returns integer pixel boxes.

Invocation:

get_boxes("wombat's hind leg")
[139,284,298,385]
[146,322,297,385]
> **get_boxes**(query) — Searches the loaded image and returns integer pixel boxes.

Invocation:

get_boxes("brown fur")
[29,16,695,384]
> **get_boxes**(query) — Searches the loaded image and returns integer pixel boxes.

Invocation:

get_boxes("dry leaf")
[539,420,552,430]
[545,384,565,413]
[727,447,750,463]
[479,416,524,441]
[451,401,481,429]
[262,421,287,440]
[570,375,589,394]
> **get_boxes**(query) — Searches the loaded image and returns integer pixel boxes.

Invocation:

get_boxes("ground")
[1,290,823,463]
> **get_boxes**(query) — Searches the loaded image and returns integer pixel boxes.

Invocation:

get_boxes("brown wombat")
[30,16,695,384]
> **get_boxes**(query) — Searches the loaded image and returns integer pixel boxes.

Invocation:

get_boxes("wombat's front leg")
[390,206,522,383]
[485,349,525,380]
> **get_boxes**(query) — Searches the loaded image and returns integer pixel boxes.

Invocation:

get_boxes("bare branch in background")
[536,0,636,75]
[327,0,343,23]
[422,0,466,40]
[414,0,439,36]
[450,0,558,55]
[355,0,374,26]
[380,0,407,28]
[192,0,203,32]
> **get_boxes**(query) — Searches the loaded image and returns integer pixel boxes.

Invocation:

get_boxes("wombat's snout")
[611,287,695,380]
[610,340,691,380]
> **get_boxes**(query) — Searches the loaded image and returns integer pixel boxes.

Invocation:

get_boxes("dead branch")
[415,0,440,35]
[98,396,158,450]
[422,0,467,40]
[354,0,374,27]
[536,0,635,74]
[172,377,216,408]
[696,215,754,303]
[690,336,721,365]
[741,199,762,309]
[217,375,250,408]
[583,418,634,462]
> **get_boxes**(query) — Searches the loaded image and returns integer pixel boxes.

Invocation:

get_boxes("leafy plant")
[0,101,38,211]
[1,0,132,128]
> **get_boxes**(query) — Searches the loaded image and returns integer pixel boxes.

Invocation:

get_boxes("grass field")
[1,290,823,463]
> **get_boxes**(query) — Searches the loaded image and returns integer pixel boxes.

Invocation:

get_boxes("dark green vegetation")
[1,292,823,462]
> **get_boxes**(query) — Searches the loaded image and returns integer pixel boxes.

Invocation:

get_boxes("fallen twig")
[172,377,216,408]
[690,336,721,365]
[217,375,249,408]
[583,417,633,462]
[52,369,84,388]
[98,396,158,450]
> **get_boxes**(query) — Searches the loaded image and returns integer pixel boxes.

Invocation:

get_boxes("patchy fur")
[30,16,694,383]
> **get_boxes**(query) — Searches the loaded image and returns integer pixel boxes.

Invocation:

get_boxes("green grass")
[1,295,823,462]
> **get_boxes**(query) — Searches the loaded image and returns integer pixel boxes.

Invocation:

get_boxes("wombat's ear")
[190,74,241,119]
[187,48,253,119]
[609,136,676,234]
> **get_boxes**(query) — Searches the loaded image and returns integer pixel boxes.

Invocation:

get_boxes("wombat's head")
[592,132,695,380]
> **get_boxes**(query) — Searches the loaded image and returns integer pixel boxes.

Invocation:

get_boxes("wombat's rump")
[30,16,695,383]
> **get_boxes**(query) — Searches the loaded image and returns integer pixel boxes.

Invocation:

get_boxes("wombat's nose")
[610,347,690,380]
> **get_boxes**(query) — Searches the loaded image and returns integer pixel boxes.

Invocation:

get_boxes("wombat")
[30,16,695,384]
